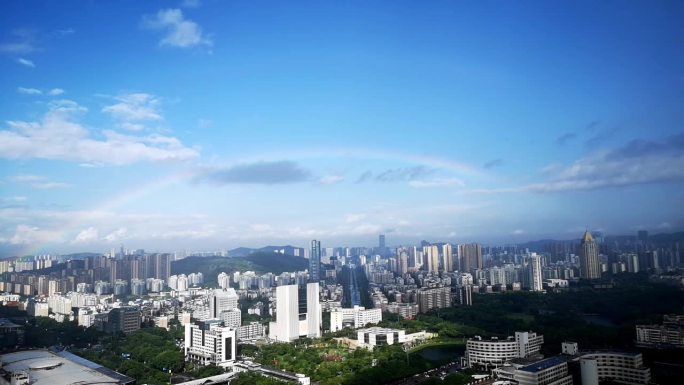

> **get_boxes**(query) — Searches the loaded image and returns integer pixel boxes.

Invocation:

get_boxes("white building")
[494,356,573,385]
[577,352,650,385]
[357,327,406,348]
[184,319,236,368]
[528,254,543,292]
[236,322,265,341]
[466,331,544,368]
[269,283,321,342]
[218,272,231,289]
[330,306,382,332]
[219,309,242,328]
[209,288,239,319]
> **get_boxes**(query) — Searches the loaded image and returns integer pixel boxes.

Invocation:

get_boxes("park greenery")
[2,273,682,384]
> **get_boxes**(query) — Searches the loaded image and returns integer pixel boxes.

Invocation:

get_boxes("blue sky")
[1,0,683,255]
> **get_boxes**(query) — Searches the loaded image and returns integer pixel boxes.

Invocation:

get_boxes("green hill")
[171,252,308,286]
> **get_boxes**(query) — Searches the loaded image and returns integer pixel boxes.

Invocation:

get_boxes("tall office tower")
[310,240,321,283]
[209,288,239,319]
[459,243,483,273]
[269,282,321,342]
[442,243,454,272]
[580,231,601,280]
[528,254,543,292]
[270,284,299,342]
[424,245,440,273]
[306,282,321,338]
[379,234,386,249]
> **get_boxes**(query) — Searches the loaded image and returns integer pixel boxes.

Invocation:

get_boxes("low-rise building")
[0,350,134,385]
[636,314,684,349]
[184,319,236,367]
[357,327,406,348]
[466,331,544,368]
[494,356,573,385]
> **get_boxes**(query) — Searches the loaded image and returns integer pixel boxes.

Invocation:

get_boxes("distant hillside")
[63,252,101,260]
[227,245,305,258]
[171,251,308,286]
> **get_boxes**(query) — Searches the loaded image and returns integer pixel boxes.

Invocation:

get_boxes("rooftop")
[520,356,569,373]
[0,350,134,385]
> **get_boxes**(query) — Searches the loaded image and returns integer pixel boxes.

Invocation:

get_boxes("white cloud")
[0,98,199,165]
[142,8,212,48]
[0,30,38,55]
[16,58,35,68]
[30,182,71,190]
[250,224,272,232]
[10,175,70,190]
[104,228,128,242]
[0,196,27,203]
[320,175,344,184]
[17,87,42,95]
[409,178,465,188]
[345,213,366,223]
[11,175,45,183]
[73,227,99,243]
[102,93,163,124]
[48,88,65,96]
[6,224,63,245]
[512,229,525,235]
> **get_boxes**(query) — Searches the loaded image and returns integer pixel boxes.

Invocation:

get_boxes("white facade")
[219,308,242,328]
[209,288,239,318]
[306,282,321,338]
[529,254,543,292]
[218,272,231,289]
[357,327,406,348]
[269,284,299,342]
[330,306,382,332]
[494,356,573,385]
[579,352,650,385]
[184,320,236,368]
[269,283,321,342]
[466,331,544,368]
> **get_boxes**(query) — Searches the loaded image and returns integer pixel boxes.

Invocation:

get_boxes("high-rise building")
[269,282,321,342]
[424,245,440,273]
[442,243,454,272]
[209,288,239,319]
[417,286,451,313]
[580,231,601,280]
[459,243,483,273]
[528,254,543,292]
[379,234,386,249]
[398,251,409,275]
[306,282,321,338]
[270,284,298,342]
[217,272,230,289]
[310,240,321,283]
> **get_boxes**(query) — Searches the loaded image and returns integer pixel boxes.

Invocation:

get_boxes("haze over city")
[1,1,683,256]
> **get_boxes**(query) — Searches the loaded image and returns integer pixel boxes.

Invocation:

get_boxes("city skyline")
[1,1,683,256]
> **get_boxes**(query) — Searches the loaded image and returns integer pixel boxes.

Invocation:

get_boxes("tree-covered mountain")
[171,252,308,286]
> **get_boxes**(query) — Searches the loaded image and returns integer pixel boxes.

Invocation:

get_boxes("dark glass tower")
[309,240,321,283]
